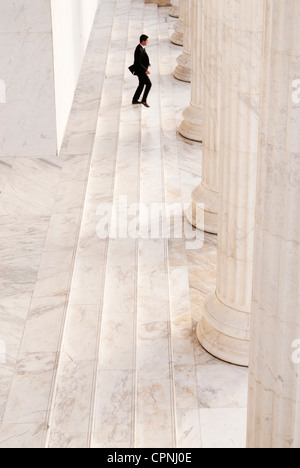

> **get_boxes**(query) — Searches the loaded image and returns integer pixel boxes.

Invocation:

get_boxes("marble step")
[0,1,249,450]
[157,7,203,448]
[92,2,172,448]
[90,0,145,449]
[0,0,120,449]
[45,0,135,448]
[134,3,177,449]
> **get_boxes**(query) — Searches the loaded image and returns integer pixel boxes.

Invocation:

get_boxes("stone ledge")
[145,0,171,6]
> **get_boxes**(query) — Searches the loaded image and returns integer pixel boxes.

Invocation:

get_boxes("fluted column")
[179,0,203,141]
[169,0,179,18]
[186,0,223,233]
[197,0,264,366]
[247,0,300,448]
[174,0,192,82]
[171,0,184,46]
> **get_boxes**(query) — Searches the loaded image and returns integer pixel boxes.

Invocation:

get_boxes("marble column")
[247,0,300,448]
[171,0,184,46]
[174,0,191,82]
[186,0,223,233]
[179,0,203,142]
[169,0,179,18]
[197,0,264,366]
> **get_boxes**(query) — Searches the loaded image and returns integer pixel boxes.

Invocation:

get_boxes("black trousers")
[133,73,152,103]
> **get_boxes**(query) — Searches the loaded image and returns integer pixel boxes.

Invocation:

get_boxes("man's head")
[140,34,149,46]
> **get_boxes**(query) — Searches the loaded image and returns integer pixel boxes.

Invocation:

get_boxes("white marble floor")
[0,0,248,448]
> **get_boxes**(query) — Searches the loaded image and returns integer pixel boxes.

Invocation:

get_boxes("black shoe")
[142,102,150,108]
[132,100,141,105]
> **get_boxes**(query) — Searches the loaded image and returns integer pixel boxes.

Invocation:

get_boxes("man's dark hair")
[140,34,149,43]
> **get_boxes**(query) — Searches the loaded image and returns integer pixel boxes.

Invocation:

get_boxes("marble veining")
[0,0,248,448]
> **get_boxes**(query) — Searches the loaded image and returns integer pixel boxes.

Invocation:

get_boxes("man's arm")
[134,46,148,73]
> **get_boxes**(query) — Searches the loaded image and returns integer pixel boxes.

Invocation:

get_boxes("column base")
[169,6,179,18]
[174,52,191,82]
[185,183,218,234]
[197,292,250,367]
[171,32,183,46]
[171,20,184,46]
[179,104,203,142]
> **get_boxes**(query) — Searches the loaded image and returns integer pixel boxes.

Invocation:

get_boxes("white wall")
[0,0,57,157]
[51,0,98,151]
[0,0,98,157]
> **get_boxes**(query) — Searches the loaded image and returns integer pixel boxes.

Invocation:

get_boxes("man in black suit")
[132,35,152,108]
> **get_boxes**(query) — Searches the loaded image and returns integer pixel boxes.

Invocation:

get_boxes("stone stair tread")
[0,0,248,450]
[46,0,134,448]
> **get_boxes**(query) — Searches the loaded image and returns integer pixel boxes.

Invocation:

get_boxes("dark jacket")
[133,44,150,76]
